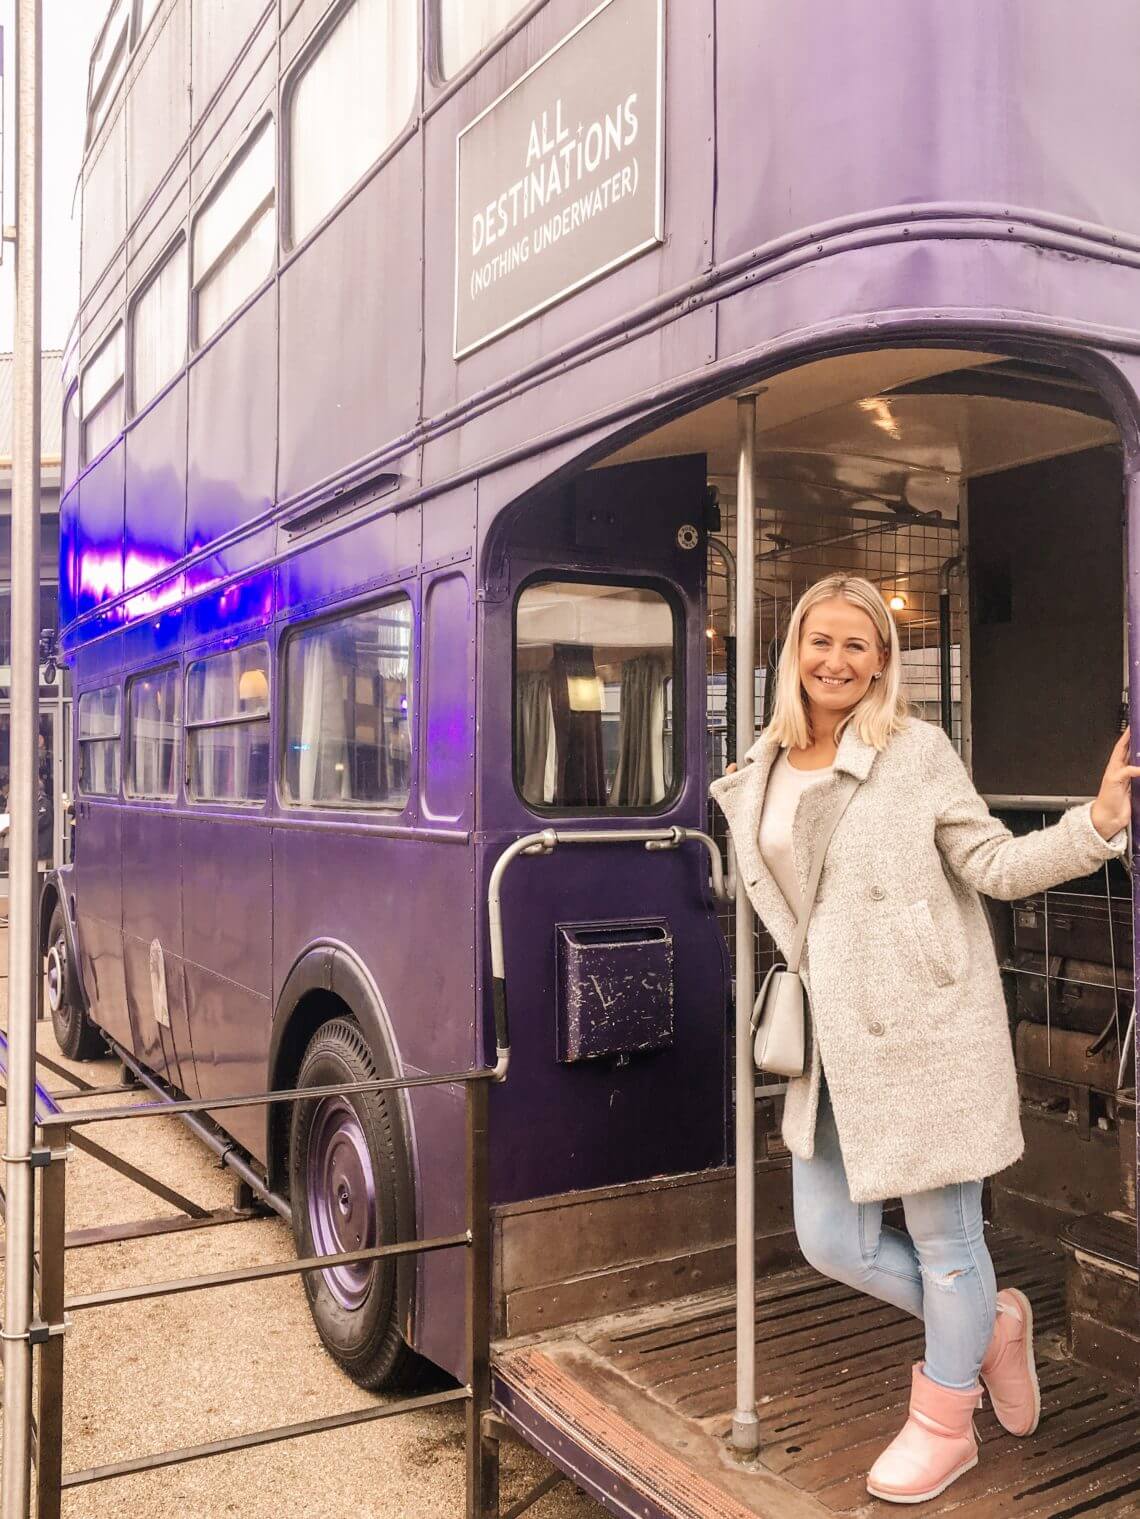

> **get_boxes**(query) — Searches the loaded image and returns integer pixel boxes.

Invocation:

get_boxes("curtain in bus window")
[439,0,529,78]
[187,646,269,802]
[78,687,121,796]
[289,0,417,243]
[610,655,667,806]
[549,644,606,807]
[514,581,675,811]
[285,600,411,808]
[129,667,179,798]
[514,672,555,805]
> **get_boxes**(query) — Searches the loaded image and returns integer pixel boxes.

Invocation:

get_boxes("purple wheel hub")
[306,1095,377,1311]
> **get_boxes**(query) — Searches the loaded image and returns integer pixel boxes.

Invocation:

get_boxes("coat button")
[867,1020,885,1036]
[869,884,886,901]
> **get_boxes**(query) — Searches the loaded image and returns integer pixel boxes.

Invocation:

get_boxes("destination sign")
[453,0,663,357]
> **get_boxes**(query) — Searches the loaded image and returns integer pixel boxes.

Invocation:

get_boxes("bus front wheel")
[45,906,104,1061]
[289,1016,423,1390]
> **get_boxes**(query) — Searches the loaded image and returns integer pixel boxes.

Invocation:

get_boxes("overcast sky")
[0,2,106,352]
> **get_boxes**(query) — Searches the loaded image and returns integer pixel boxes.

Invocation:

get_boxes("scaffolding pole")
[731,392,759,1452]
[2,1,43,1513]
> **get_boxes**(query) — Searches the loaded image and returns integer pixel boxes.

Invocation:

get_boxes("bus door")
[481,456,732,1205]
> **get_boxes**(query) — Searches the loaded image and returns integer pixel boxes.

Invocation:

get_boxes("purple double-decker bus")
[44,0,1139,1512]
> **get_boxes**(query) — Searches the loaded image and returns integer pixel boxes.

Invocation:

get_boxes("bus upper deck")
[45,3,1140,1516]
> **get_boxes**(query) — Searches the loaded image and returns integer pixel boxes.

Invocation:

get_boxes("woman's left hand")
[1090,728,1140,839]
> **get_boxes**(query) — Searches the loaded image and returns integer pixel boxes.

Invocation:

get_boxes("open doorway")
[501,347,1140,1519]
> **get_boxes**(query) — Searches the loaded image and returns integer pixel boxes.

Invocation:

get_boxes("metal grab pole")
[464,1077,498,1519]
[35,1133,68,1519]
[731,393,759,1453]
[2,2,43,1513]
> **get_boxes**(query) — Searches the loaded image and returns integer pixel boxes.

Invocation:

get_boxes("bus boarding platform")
[492,1229,1140,1519]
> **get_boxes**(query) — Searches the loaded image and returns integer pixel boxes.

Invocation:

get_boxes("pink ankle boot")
[866,1362,981,1504]
[979,1287,1040,1436]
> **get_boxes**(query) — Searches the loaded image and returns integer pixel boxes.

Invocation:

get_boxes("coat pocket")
[900,898,958,988]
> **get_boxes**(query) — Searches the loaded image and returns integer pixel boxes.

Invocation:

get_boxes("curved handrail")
[487,826,730,1081]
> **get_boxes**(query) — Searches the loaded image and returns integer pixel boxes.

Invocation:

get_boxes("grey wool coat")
[709,718,1127,1203]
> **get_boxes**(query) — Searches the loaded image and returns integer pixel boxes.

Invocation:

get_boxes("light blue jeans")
[791,1077,997,1390]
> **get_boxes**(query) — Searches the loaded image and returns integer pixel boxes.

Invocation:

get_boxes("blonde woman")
[710,573,1135,1504]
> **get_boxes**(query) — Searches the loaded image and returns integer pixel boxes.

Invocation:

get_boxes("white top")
[757,752,834,912]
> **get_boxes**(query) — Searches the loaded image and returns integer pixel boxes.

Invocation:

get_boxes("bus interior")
[491,347,1139,1518]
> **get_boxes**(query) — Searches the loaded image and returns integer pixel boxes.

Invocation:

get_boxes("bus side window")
[286,0,418,247]
[514,580,677,812]
[191,118,276,348]
[81,325,125,467]
[185,645,270,804]
[282,597,412,810]
[126,666,180,799]
[130,238,188,417]
[437,0,530,79]
[87,0,129,143]
[62,383,80,492]
[77,686,122,797]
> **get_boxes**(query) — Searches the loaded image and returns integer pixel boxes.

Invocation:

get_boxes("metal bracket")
[480,1411,512,1443]
[1,1317,70,1345]
[2,1145,71,1168]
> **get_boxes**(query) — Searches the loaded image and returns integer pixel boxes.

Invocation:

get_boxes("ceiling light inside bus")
[567,675,604,712]
[238,669,269,704]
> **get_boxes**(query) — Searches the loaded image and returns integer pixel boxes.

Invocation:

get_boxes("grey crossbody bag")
[751,774,859,1077]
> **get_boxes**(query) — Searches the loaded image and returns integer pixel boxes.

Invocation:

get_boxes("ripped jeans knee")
[920,1262,975,1292]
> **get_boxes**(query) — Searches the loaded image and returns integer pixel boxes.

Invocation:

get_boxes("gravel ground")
[0,931,602,1519]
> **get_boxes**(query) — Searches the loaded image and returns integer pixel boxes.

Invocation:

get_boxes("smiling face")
[798,597,887,724]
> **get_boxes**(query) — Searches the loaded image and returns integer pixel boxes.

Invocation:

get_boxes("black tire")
[45,905,104,1060]
[289,1017,424,1390]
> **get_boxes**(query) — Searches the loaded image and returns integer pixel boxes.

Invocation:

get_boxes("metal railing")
[22,1060,505,1519]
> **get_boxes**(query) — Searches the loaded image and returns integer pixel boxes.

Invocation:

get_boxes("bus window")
[77,686,122,797]
[88,0,129,141]
[282,597,412,808]
[514,580,676,810]
[186,644,270,803]
[132,0,162,47]
[126,666,180,799]
[62,384,80,491]
[438,0,529,78]
[130,238,187,415]
[287,0,417,245]
[191,118,276,346]
[81,324,125,466]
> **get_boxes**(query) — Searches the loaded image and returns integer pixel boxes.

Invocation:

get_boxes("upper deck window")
[88,0,130,141]
[192,119,276,346]
[186,643,270,803]
[514,580,677,811]
[132,0,163,46]
[287,0,417,245]
[62,384,80,492]
[130,239,187,415]
[282,597,412,809]
[78,686,122,796]
[81,324,125,466]
[127,666,180,799]
[438,0,529,79]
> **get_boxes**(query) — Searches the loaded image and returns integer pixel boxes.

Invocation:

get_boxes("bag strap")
[786,774,860,973]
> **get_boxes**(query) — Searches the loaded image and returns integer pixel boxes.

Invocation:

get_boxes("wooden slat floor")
[574,1227,1140,1516]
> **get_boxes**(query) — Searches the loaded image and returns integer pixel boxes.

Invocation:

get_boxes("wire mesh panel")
[706,488,964,1151]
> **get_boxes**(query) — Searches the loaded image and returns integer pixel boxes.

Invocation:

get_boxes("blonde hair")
[764,574,908,751]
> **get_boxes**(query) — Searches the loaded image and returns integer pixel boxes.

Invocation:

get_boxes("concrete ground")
[0,931,602,1519]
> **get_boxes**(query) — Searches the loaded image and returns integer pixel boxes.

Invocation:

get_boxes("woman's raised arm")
[930,726,1130,902]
